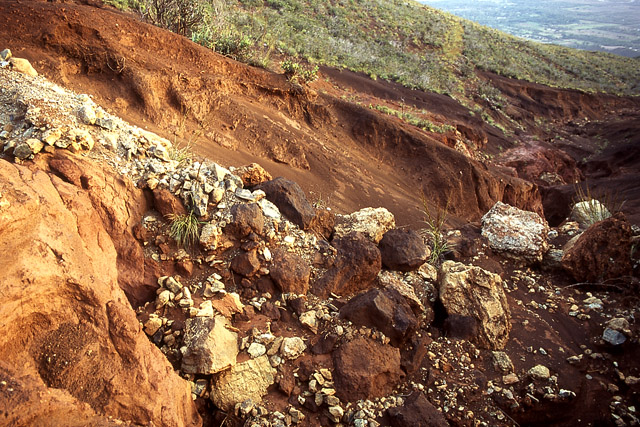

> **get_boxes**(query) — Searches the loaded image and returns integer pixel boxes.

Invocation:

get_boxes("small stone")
[299,310,318,334]
[0,49,11,61]
[492,351,514,373]
[328,405,344,423]
[528,365,550,380]
[78,103,96,125]
[503,373,519,385]
[603,328,627,346]
[144,317,163,336]
[280,337,306,360]
[248,342,267,358]
[9,57,38,76]
[164,276,182,294]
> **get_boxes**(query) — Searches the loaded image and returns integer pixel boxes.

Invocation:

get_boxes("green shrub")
[142,0,207,37]
[281,59,319,84]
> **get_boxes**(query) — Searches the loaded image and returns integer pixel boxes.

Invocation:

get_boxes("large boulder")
[378,228,429,271]
[210,355,276,411]
[562,213,632,282]
[181,316,238,375]
[333,336,403,402]
[313,231,381,298]
[256,177,315,230]
[481,201,549,264]
[333,207,395,243]
[0,157,200,426]
[339,288,418,346]
[269,248,311,295]
[387,392,448,427]
[438,261,511,350]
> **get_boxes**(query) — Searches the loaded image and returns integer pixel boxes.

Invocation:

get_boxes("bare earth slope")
[6,0,634,226]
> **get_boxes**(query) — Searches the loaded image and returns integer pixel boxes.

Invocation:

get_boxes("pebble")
[528,365,551,380]
[247,342,266,358]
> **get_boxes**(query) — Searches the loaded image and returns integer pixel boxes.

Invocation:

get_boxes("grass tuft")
[420,192,451,266]
[167,210,201,248]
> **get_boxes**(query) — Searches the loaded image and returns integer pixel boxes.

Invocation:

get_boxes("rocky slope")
[1,51,639,427]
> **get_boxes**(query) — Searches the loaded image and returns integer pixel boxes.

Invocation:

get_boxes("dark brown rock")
[289,297,307,316]
[387,392,448,427]
[562,213,632,282]
[401,334,433,375]
[313,231,381,298]
[152,187,187,217]
[339,288,418,346]
[333,336,403,402]
[231,251,261,277]
[443,314,479,341]
[226,203,264,238]
[256,177,315,230]
[311,333,339,355]
[260,301,281,321]
[378,228,429,272]
[270,248,311,295]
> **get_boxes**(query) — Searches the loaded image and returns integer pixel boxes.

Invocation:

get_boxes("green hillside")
[115,0,640,96]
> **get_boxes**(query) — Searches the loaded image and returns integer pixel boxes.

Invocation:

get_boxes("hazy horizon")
[421,0,640,57]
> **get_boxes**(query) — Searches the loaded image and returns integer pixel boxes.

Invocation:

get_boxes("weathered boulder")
[378,228,429,271]
[236,162,272,187]
[225,203,264,237]
[333,207,395,243]
[0,157,200,426]
[387,392,448,427]
[152,187,187,217]
[339,288,418,346]
[376,271,427,317]
[210,355,276,411]
[562,213,632,282]
[313,231,381,298]
[181,316,238,374]
[481,201,549,264]
[438,261,511,350]
[333,336,403,402]
[231,250,261,277]
[269,248,311,295]
[256,177,315,230]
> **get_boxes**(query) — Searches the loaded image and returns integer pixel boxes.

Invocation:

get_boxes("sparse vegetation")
[167,210,201,248]
[111,0,640,100]
[281,60,319,84]
[420,192,451,265]
[369,104,455,134]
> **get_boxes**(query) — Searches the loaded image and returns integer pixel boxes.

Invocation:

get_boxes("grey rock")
[528,364,550,380]
[603,328,627,346]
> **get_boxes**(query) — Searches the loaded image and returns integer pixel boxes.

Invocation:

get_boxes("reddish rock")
[339,288,418,346]
[313,231,381,298]
[0,158,200,426]
[236,162,273,187]
[387,392,448,427]
[231,250,261,277]
[226,203,264,238]
[270,248,311,295]
[257,177,316,230]
[152,187,187,217]
[310,207,335,240]
[378,228,429,272]
[562,213,632,282]
[401,334,433,375]
[333,336,403,402]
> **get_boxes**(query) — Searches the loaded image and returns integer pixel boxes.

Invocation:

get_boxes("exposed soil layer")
[5,0,638,229]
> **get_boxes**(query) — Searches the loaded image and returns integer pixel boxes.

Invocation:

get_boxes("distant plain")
[422,0,640,57]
